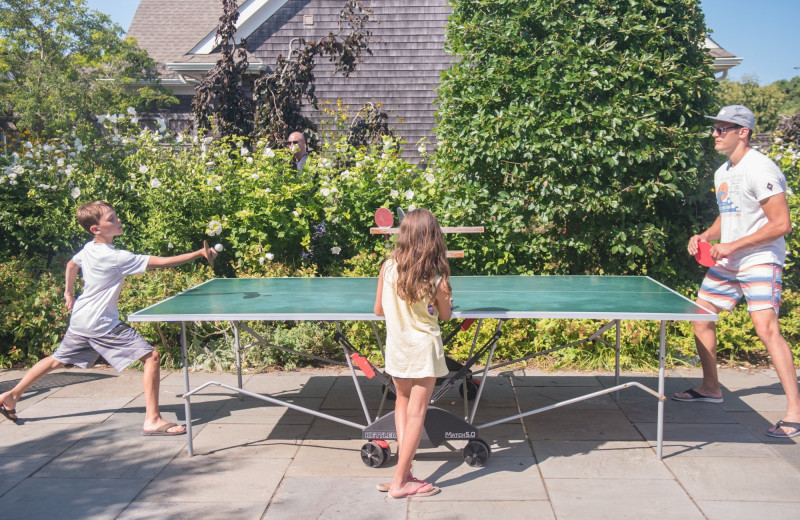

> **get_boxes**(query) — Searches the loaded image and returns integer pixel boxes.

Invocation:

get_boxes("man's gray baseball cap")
[705,105,755,130]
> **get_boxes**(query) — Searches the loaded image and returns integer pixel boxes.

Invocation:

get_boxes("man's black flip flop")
[671,388,723,403]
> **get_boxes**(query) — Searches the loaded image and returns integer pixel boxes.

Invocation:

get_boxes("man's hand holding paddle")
[688,234,728,267]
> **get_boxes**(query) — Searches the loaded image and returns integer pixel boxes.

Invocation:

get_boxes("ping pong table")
[129,275,716,462]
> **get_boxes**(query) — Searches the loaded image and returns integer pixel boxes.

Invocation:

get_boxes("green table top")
[128,276,716,322]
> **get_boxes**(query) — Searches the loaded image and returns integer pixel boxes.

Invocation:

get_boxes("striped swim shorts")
[698,263,783,314]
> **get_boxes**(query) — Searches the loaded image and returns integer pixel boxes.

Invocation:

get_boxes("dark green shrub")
[435,0,718,284]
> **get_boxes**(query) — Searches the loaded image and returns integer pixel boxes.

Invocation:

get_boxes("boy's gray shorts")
[53,323,154,372]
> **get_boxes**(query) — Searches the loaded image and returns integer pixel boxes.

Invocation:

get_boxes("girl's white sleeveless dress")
[381,259,448,379]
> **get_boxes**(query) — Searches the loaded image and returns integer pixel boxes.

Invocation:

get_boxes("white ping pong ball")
[214,243,223,252]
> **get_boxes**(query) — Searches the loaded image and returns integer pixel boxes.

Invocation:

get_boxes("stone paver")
[0,366,797,519]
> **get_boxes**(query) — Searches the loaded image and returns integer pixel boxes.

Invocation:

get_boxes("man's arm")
[64,260,79,310]
[147,247,216,270]
[714,193,792,258]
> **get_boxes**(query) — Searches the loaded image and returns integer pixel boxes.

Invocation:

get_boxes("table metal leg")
[615,319,621,400]
[181,322,193,457]
[233,321,243,400]
[657,320,666,460]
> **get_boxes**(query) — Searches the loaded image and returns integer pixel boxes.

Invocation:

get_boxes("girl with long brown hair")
[373,208,452,498]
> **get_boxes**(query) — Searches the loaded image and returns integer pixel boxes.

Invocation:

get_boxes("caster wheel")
[361,440,389,468]
[463,438,491,467]
[458,378,480,400]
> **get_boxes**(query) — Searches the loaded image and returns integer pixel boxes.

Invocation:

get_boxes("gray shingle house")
[127,1,741,154]
[128,0,450,155]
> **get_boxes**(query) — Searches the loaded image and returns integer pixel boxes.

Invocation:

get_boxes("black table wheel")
[463,438,491,467]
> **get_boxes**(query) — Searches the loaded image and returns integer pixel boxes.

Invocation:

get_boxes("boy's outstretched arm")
[64,260,79,310]
[147,247,217,270]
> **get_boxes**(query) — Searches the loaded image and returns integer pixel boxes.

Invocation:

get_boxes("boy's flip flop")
[765,420,800,439]
[671,388,723,403]
[0,404,18,423]
[142,422,186,436]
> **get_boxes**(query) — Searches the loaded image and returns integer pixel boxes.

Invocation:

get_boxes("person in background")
[288,131,308,172]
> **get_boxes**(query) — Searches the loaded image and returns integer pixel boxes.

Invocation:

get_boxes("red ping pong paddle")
[374,207,393,228]
[695,241,718,267]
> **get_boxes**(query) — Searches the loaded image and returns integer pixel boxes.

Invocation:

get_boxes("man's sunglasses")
[710,125,741,136]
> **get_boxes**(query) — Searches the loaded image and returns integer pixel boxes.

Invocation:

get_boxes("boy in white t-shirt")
[0,201,217,435]
[672,105,800,439]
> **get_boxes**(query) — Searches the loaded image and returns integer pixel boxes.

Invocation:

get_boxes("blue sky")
[87,0,800,86]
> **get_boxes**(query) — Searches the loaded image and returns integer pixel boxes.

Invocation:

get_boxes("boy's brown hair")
[77,200,115,233]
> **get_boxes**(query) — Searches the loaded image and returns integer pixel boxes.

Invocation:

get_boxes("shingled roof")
[128,0,223,80]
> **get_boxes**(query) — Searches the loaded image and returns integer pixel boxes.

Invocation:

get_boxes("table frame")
[130,276,717,461]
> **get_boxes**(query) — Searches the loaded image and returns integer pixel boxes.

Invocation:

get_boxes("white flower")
[214,185,222,192]
[109,114,118,124]
[246,157,253,164]
[426,173,435,183]
[56,158,64,167]
[65,165,73,176]
[74,138,85,152]
[139,165,149,174]
[206,220,223,236]
[70,187,81,199]
[150,178,162,188]
[263,147,275,158]
[264,252,274,261]
[168,242,174,249]
[240,147,249,156]
[96,114,106,124]
[156,117,167,132]
[331,246,341,255]
[340,170,351,179]
[251,173,260,180]
[176,134,184,143]
[127,106,137,116]
[404,189,414,200]
[264,187,271,193]
[43,144,53,153]
[24,141,32,149]
[418,145,427,154]
[131,117,139,124]
[321,188,331,196]
[292,210,299,217]
[258,256,265,265]
[390,189,399,198]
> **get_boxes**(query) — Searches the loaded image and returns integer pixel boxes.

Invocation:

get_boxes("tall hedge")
[436,0,718,283]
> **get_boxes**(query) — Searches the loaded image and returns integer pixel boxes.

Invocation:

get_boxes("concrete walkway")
[0,365,798,519]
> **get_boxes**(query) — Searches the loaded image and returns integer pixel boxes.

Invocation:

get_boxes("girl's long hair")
[391,208,451,303]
